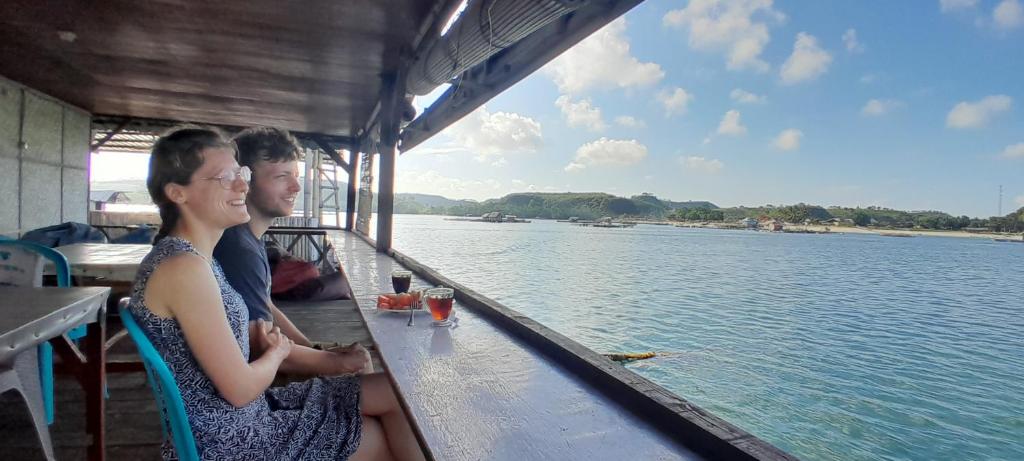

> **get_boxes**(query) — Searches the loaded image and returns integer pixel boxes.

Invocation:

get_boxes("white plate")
[376,306,428,314]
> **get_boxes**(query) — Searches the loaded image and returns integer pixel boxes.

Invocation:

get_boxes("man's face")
[247,159,301,218]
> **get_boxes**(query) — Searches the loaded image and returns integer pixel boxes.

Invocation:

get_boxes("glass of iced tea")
[391,270,412,293]
[424,287,455,326]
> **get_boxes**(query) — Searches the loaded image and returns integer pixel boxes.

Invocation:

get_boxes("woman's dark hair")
[147,127,235,243]
[233,126,302,168]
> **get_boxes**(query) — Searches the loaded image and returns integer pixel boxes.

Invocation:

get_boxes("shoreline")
[666,221,1019,240]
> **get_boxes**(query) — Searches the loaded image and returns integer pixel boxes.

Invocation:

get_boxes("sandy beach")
[779,224,1019,240]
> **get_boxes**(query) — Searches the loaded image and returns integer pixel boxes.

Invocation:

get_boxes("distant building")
[481,211,503,222]
[758,217,784,232]
[89,190,130,211]
[739,217,758,228]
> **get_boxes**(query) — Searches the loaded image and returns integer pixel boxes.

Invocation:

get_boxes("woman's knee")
[349,416,391,461]
[359,373,399,416]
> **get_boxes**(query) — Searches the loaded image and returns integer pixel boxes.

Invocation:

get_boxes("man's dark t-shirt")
[214,224,272,322]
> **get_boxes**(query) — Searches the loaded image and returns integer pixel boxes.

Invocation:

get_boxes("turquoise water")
[389,215,1024,461]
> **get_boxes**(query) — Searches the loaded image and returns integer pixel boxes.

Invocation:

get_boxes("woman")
[127,127,423,460]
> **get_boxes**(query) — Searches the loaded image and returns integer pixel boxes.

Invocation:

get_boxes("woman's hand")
[256,319,293,362]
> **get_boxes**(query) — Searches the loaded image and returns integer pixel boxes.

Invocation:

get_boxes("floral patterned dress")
[128,237,362,460]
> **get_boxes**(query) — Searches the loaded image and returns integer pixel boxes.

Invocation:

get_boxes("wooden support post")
[346,144,359,231]
[376,72,404,252]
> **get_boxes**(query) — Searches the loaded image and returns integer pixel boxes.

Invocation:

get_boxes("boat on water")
[993,235,1024,243]
[573,217,636,228]
[880,232,915,238]
[445,211,531,223]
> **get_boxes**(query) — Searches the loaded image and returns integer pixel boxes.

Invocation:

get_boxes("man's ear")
[164,182,188,205]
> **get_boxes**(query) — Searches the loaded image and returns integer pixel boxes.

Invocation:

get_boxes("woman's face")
[180,147,251,229]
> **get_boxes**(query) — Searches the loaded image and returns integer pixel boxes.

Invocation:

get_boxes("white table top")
[0,286,110,365]
[52,243,151,282]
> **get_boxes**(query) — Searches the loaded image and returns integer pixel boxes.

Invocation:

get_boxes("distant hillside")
[715,203,1023,231]
[396,192,718,220]
[399,193,473,208]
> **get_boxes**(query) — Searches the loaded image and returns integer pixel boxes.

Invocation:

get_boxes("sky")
[91,0,1024,218]
[398,0,1024,217]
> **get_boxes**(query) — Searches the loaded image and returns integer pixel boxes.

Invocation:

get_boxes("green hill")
[397,192,718,220]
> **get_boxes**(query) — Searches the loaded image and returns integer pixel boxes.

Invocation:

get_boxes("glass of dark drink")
[424,287,455,326]
[391,270,412,293]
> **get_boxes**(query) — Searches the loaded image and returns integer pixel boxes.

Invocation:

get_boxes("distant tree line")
[666,208,725,222]
[392,192,1024,233]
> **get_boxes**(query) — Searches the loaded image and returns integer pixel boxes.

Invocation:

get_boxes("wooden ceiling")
[0,0,438,137]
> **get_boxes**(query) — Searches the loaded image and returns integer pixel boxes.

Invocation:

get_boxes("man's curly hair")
[233,127,302,167]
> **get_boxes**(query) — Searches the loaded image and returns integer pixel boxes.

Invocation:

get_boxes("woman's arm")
[146,254,292,408]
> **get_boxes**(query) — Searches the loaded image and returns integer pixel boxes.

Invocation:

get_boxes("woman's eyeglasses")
[202,166,251,190]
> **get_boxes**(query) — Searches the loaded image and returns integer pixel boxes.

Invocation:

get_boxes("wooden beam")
[311,136,351,173]
[346,142,359,231]
[400,0,643,151]
[90,118,131,151]
[375,71,405,252]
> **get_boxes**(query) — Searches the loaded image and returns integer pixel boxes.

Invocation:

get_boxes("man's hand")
[328,342,373,374]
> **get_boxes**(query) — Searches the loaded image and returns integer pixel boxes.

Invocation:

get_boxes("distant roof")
[89,190,124,203]
[0,0,439,137]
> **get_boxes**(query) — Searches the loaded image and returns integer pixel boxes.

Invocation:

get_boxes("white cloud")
[555,95,607,131]
[564,138,648,172]
[544,18,664,94]
[780,32,833,84]
[663,0,785,72]
[1015,195,1024,206]
[994,0,1024,29]
[946,95,1012,129]
[396,170,504,201]
[445,105,542,162]
[940,0,978,12]
[614,115,644,128]
[658,87,694,116]
[861,99,906,116]
[860,73,879,84]
[1000,142,1024,158]
[717,110,747,136]
[682,156,725,173]
[773,129,803,151]
[842,28,865,53]
[730,88,766,104]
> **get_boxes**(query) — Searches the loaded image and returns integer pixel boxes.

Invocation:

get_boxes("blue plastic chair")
[0,239,82,424]
[119,302,199,461]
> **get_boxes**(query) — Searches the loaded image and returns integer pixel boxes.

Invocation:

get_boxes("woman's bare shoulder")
[145,253,219,317]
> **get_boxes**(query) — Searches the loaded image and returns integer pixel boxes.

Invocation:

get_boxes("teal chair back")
[119,302,199,461]
[0,239,74,424]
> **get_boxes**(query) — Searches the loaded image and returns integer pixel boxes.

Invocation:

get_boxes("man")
[214,127,368,375]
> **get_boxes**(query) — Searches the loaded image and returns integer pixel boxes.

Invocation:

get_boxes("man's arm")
[268,301,312,347]
[249,320,369,375]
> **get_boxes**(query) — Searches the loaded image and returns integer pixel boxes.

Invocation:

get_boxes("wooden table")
[52,243,151,282]
[0,286,110,461]
[51,243,150,373]
[336,235,702,461]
